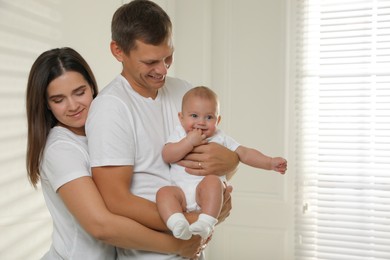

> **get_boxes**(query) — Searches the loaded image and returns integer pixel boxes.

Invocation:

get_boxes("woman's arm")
[58,176,201,258]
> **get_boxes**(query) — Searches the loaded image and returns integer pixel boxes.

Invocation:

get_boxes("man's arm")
[59,175,202,258]
[92,165,167,231]
[92,165,201,229]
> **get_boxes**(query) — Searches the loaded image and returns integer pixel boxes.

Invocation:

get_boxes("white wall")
[173,1,292,259]
[0,1,292,259]
[55,1,122,88]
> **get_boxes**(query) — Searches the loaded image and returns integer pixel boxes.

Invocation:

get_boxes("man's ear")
[110,41,124,62]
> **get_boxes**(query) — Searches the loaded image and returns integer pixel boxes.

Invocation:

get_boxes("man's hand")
[177,235,203,259]
[217,182,233,224]
[177,142,239,177]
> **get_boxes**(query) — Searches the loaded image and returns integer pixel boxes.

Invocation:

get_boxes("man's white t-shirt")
[40,126,115,260]
[86,75,195,259]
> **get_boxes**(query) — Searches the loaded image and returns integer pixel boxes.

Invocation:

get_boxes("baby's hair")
[182,86,220,113]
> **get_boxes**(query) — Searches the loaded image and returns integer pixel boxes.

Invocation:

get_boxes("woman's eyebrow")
[72,85,87,93]
[48,85,87,100]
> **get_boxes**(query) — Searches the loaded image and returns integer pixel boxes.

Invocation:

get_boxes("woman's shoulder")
[46,127,87,153]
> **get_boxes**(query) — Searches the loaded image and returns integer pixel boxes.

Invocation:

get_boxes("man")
[86,1,238,259]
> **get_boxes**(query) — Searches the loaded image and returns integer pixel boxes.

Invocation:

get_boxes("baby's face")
[180,96,220,138]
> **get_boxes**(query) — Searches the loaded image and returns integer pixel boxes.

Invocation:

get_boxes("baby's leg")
[196,175,224,217]
[189,175,224,238]
[156,186,191,240]
[156,186,187,221]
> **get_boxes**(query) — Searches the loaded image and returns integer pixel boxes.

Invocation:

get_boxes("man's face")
[121,38,174,99]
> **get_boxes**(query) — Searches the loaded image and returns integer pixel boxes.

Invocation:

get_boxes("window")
[293,0,390,259]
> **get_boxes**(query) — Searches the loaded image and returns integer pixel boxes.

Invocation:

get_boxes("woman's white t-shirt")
[40,126,115,260]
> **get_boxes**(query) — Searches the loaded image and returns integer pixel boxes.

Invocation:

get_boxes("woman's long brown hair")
[26,47,98,187]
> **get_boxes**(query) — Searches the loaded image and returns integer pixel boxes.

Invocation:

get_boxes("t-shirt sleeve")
[43,142,90,192]
[214,130,241,152]
[223,134,241,152]
[86,95,135,167]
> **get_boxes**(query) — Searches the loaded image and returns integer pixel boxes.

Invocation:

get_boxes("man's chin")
[150,81,165,90]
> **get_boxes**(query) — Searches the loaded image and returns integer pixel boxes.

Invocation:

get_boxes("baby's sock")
[166,213,192,240]
[189,213,218,239]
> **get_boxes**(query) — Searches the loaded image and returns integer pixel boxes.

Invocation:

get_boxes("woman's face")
[46,71,94,135]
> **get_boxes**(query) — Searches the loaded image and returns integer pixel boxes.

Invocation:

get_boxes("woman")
[26,47,201,259]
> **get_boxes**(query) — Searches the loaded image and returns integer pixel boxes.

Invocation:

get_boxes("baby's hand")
[186,129,207,147]
[271,157,287,174]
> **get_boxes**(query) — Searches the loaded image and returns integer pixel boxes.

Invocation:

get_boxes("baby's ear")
[217,115,222,125]
[178,112,184,124]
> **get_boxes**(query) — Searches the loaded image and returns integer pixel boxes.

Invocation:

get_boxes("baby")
[156,86,287,240]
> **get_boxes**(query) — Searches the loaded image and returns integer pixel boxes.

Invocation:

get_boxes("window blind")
[294,0,390,259]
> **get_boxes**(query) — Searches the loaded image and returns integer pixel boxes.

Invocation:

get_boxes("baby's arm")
[235,146,287,174]
[162,129,207,163]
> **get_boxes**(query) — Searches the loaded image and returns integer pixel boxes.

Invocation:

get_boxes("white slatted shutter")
[293,0,390,259]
